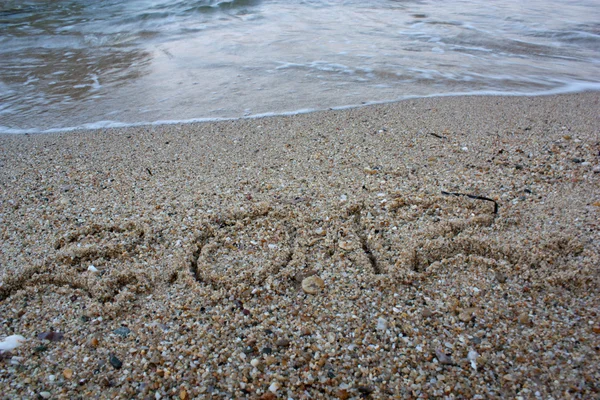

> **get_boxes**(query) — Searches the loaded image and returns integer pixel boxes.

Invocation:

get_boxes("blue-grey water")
[1,0,599,133]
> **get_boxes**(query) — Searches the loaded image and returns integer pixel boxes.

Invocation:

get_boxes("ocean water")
[0,0,599,133]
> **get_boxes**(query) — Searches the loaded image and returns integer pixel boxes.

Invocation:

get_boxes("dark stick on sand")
[441,191,499,214]
[428,132,447,139]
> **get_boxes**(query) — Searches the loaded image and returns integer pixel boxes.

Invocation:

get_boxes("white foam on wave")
[1,81,599,135]
[23,76,39,86]
[73,74,102,90]
[275,61,372,76]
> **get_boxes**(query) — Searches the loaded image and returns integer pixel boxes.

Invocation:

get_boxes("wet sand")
[1,93,599,399]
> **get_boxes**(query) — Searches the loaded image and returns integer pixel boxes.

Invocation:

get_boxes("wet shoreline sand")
[1,93,599,398]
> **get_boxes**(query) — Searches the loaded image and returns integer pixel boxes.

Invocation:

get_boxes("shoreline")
[2,85,600,135]
[1,93,599,398]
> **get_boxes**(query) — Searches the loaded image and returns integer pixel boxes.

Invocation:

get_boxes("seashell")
[302,275,324,294]
[518,312,530,325]
[0,335,27,352]
[467,350,478,370]
[338,241,353,251]
[269,382,280,393]
[435,348,453,365]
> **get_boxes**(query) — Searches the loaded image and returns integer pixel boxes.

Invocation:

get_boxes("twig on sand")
[428,132,447,139]
[441,191,498,214]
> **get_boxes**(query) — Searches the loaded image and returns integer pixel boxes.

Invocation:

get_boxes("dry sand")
[0,93,599,399]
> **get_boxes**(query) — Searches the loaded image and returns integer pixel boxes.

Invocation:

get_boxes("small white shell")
[468,349,479,370]
[269,382,280,393]
[376,317,388,331]
[0,335,27,352]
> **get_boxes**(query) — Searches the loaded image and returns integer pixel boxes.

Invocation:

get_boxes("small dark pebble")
[495,271,507,284]
[264,329,273,335]
[358,386,374,394]
[524,188,532,194]
[515,164,523,170]
[572,158,583,163]
[37,331,64,342]
[327,371,336,379]
[109,355,123,369]
[470,337,482,345]
[80,316,90,323]
[34,345,48,353]
[261,347,273,355]
[234,300,243,309]
[113,327,131,338]
[70,295,78,302]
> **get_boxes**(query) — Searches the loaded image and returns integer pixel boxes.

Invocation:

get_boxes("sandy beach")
[0,93,599,399]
